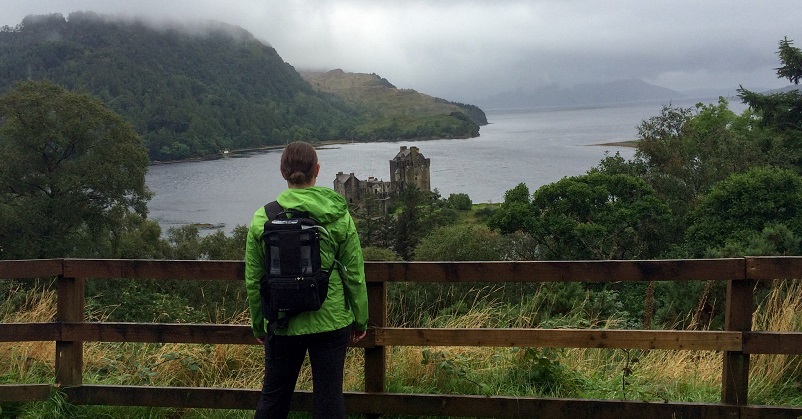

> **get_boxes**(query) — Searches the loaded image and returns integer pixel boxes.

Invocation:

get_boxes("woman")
[245,141,368,419]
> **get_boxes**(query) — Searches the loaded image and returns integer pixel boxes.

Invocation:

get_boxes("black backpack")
[259,201,331,331]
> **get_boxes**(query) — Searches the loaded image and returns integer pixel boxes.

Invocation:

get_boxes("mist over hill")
[0,12,485,161]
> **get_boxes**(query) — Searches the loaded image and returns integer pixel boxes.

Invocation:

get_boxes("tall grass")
[2,279,801,417]
[748,279,802,405]
[0,283,56,384]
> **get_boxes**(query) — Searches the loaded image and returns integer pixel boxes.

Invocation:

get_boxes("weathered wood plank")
[55,276,84,387]
[741,404,802,419]
[0,323,59,342]
[2,258,748,283]
[63,259,243,280]
[365,281,387,397]
[744,332,802,355]
[66,386,802,418]
[365,259,745,283]
[0,259,62,279]
[61,322,256,344]
[375,328,742,351]
[0,384,52,402]
[64,385,263,409]
[745,256,802,280]
[345,392,744,418]
[60,322,370,346]
[721,279,754,405]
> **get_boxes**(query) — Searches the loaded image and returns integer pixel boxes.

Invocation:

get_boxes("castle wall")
[334,146,430,213]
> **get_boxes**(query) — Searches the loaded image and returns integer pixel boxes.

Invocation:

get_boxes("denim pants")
[254,325,351,419]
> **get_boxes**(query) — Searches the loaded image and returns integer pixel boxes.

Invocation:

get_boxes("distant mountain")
[482,79,686,110]
[763,85,802,94]
[679,87,740,100]
[301,69,487,137]
[0,13,486,161]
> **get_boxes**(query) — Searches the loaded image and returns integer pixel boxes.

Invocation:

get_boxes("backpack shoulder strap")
[262,200,290,337]
[264,201,283,220]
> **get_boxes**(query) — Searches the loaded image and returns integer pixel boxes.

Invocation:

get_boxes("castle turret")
[390,146,430,192]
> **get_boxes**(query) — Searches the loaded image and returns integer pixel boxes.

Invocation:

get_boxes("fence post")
[364,280,387,413]
[55,274,84,387]
[721,278,753,405]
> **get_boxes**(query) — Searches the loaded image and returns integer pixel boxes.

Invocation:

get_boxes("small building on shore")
[334,146,431,212]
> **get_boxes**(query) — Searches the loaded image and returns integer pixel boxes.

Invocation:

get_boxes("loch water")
[145,100,727,234]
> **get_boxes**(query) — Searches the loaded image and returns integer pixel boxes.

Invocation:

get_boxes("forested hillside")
[302,69,486,139]
[0,12,485,161]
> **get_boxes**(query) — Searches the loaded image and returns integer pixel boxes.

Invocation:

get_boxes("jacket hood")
[275,186,349,224]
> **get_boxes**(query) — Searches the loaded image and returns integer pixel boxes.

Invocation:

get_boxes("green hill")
[0,12,486,161]
[301,69,487,139]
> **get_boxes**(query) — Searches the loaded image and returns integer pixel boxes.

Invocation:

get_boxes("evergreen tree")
[739,37,802,166]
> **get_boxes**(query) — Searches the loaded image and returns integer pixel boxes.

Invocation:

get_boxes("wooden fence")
[1,258,802,418]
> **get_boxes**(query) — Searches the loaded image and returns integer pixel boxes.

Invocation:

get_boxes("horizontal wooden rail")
[1,258,748,282]
[60,322,255,345]
[746,256,802,280]
[744,332,802,355]
[0,259,63,279]
[59,385,802,419]
[365,259,746,283]
[375,328,743,351]
[0,384,52,403]
[7,322,802,355]
[0,323,59,342]
[62,259,243,281]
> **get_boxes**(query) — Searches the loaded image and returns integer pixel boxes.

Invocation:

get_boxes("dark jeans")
[254,325,351,419]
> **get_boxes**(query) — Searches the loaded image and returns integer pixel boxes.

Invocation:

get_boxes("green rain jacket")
[245,186,368,338]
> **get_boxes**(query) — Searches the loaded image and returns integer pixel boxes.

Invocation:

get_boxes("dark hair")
[280,141,318,186]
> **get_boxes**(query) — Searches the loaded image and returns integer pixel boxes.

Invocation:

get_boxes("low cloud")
[1,0,799,104]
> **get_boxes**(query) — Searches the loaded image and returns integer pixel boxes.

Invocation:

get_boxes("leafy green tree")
[538,173,671,260]
[589,151,646,178]
[198,225,249,260]
[706,224,801,258]
[0,80,150,259]
[446,193,473,211]
[414,224,502,261]
[524,173,671,260]
[486,183,534,234]
[362,245,400,261]
[633,100,775,222]
[684,166,802,257]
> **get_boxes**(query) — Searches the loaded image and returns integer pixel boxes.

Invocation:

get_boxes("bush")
[447,193,472,210]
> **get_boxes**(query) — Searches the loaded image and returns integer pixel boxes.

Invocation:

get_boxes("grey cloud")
[1,0,800,104]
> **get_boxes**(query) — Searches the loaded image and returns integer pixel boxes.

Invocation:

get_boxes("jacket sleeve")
[338,212,369,331]
[244,212,266,338]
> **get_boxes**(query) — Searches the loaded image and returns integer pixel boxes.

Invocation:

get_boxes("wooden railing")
[1,258,802,418]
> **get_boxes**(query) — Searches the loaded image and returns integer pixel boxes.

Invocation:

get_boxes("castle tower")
[389,146,430,192]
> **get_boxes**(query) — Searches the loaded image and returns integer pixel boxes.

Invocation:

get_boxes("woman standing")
[245,141,368,418]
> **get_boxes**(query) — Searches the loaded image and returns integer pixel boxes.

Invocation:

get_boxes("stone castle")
[333,146,431,212]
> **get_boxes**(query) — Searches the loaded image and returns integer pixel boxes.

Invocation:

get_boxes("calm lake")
[145,99,733,234]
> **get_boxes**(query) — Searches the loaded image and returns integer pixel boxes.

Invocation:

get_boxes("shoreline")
[590,140,638,148]
[149,136,477,165]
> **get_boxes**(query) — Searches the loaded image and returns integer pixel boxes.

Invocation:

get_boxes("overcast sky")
[2,1,800,105]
